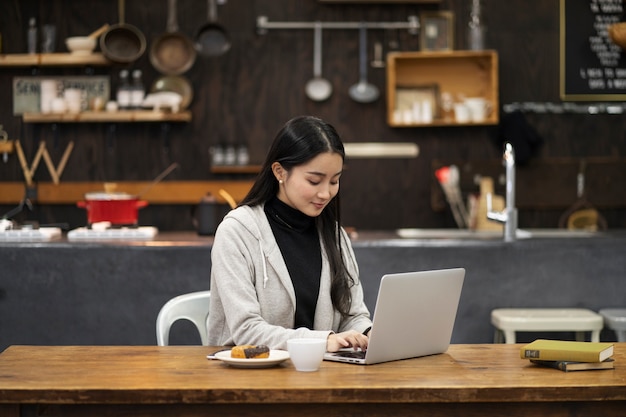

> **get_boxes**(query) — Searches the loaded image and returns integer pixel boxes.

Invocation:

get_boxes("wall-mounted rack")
[256,15,419,34]
[503,102,625,115]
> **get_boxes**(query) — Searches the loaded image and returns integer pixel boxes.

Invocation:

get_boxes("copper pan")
[100,0,146,64]
[150,0,196,75]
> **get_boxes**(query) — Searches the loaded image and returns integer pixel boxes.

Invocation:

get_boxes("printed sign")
[12,76,110,115]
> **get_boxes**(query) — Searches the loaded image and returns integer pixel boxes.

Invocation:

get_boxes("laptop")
[324,268,465,365]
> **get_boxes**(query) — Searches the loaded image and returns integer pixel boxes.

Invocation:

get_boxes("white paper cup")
[40,80,58,114]
[287,338,326,372]
[454,103,471,123]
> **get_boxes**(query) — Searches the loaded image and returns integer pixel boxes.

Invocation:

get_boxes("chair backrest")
[156,291,211,346]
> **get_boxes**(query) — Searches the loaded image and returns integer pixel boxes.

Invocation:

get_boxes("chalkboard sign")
[560,0,626,100]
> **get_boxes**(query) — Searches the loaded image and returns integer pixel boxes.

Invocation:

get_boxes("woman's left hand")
[327,330,369,352]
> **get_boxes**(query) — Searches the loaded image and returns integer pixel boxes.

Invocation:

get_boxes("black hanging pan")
[150,0,197,75]
[194,0,231,57]
[100,0,147,64]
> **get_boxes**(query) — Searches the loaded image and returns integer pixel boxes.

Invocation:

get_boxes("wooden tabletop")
[0,343,624,406]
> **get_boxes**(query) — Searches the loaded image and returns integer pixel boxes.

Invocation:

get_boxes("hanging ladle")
[305,22,333,102]
[349,23,379,103]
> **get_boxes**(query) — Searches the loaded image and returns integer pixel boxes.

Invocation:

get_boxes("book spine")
[521,348,600,362]
[530,360,567,371]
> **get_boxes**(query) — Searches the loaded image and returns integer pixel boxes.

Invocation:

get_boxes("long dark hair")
[241,115,355,317]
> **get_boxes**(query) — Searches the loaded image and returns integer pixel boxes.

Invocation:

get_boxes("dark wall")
[1,0,625,231]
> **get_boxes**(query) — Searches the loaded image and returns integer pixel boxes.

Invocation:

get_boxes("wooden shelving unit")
[386,50,499,127]
[0,53,110,67]
[0,181,254,205]
[22,110,192,123]
[210,165,262,174]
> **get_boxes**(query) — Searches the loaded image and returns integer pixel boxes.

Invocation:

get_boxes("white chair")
[491,308,603,344]
[156,291,211,346]
[599,308,626,342]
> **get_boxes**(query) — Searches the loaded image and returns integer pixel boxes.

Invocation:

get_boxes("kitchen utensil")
[88,24,110,40]
[305,22,332,102]
[77,193,148,226]
[558,160,607,230]
[137,162,179,197]
[193,193,218,235]
[218,188,237,209]
[371,41,385,68]
[100,0,146,64]
[65,37,97,55]
[150,75,193,109]
[194,0,231,57]
[77,163,178,226]
[349,24,379,103]
[150,0,197,75]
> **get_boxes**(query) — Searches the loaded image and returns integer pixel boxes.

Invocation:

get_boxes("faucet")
[487,142,518,242]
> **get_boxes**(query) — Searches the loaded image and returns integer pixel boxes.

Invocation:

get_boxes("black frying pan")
[100,0,146,64]
[194,0,231,57]
[150,0,196,75]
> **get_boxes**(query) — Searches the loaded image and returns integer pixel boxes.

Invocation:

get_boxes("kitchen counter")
[1,230,625,351]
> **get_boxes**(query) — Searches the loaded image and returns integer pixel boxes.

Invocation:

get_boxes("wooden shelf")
[0,181,254,205]
[0,53,110,67]
[386,50,499,127]
[22,110,192,123]
[210,165,262,174]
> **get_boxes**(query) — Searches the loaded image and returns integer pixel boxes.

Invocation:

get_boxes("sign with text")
[560,0,626,100]
[12,76,110,115]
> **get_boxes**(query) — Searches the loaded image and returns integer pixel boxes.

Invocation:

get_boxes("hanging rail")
[256,15,420,35]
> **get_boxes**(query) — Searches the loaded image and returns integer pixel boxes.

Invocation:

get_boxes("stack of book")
[520,339,615,372]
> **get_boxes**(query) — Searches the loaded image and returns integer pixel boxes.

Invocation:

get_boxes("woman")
[208,116,372,352]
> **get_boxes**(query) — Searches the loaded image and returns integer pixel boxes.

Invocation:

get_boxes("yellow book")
[520,339,614,363]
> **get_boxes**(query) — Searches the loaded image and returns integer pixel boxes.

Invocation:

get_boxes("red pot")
[77,192,148,226]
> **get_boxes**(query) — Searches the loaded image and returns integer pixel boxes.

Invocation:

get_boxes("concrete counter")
[1,231,625,351]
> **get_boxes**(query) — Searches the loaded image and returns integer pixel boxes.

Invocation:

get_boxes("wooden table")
[0,344,624,417]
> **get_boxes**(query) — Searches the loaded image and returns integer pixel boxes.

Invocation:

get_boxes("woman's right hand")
[327,330,369,352]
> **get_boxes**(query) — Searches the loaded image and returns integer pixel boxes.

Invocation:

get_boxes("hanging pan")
[194,0,231,57]
[150,0,197,75]
[100,0,147,64]
[150,75,194,109]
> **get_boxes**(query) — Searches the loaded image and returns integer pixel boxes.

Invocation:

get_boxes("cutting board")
[474,177,504,231]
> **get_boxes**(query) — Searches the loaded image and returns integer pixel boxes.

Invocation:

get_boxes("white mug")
[287,338,326,372]
[464,97,491,122]
[64,88,83,114]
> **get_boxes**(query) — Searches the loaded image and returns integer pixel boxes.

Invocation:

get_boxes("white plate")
[213,349,290,368]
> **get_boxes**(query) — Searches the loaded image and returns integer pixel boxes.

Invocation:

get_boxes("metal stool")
[491,308,603,344]
[599,308,626,342]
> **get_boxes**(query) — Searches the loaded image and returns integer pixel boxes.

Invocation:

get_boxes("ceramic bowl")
[65,37,96,55]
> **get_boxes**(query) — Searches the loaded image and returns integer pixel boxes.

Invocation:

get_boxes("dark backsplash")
[1,0,624,231]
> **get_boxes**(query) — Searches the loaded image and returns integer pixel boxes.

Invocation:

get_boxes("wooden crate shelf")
[386,50,499,127]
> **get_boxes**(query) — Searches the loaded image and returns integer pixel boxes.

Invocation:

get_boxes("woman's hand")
[327,330,369,352]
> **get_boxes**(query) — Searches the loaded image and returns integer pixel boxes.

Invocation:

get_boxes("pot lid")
[85,192,135,200]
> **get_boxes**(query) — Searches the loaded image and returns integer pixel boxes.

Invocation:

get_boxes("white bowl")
[65,37,96,55]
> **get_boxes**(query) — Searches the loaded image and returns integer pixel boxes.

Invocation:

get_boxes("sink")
[396,228,601,240]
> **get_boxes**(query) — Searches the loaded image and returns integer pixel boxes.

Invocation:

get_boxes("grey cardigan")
[207,204,372,350]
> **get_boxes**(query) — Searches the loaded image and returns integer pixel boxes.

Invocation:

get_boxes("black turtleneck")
[264,197,321,329]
